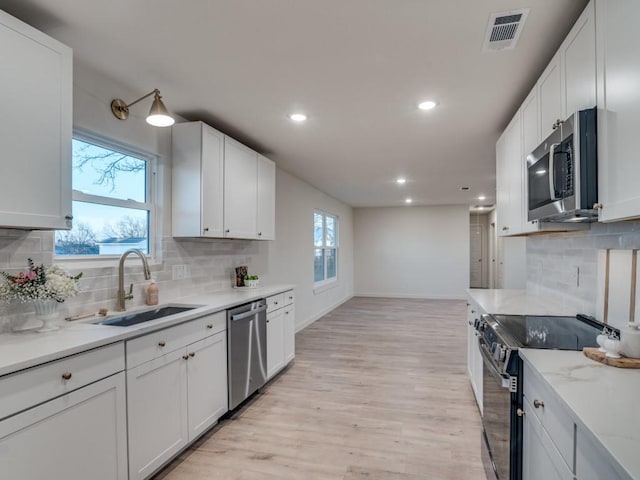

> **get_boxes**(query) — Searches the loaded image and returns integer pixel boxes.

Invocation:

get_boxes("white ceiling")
[2,0,588,208]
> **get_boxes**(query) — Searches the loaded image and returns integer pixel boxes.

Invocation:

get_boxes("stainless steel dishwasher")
[227,299,268,410]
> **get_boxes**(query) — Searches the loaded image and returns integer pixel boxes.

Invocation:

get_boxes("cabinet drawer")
[0,342,124,420]
[193,311,226,337]
[523,362,575,471]
[284,290,295,306]
[127,320,200,369]
[266,293,284,312]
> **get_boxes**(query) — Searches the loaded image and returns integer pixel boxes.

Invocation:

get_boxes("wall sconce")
[110,89,175,127]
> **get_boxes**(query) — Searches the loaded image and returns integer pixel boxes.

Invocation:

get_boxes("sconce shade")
[110,88,174,127]
[146,92,174,127]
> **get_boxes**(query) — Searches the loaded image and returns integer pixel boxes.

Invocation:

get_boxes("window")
[314,210,338,284]
[55,134,155,257]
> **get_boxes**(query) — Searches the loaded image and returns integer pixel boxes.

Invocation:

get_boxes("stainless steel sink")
[98,306,197,327]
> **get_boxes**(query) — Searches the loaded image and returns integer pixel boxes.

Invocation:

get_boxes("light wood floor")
[155,297,485,480]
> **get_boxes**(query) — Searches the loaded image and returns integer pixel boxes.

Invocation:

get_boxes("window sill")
[313,279,338,295]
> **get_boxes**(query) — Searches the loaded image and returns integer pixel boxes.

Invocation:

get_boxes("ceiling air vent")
[483,9,529,52]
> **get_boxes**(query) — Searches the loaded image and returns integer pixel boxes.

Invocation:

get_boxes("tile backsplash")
[527,221,640,318]
[0,229,267,331]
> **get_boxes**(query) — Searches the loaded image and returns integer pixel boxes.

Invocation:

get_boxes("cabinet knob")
[266,319,270,323]
[274,301,278,305]
[502,226,509,231]
[533,399,545,409]
[206,324,213,329]
[61,372,72,380]
[203,227,209,232]
[516,408,526,417]
[64,215,73,220]
[158,341,166,347]
[183,354,189,360]
[225,229,230,233]
[189,352,195,358]
[593,203,603,210]
[258,232,262,236]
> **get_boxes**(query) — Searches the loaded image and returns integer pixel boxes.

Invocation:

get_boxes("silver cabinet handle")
[533,399,545,409]
[158,341,166,347]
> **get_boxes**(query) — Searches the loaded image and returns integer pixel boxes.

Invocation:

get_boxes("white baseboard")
[354,292,467,301]
[295,294,354,332]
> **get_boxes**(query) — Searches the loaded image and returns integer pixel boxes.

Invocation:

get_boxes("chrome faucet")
[116,249,151,311]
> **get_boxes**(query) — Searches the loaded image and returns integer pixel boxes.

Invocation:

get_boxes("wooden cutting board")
[583,347,640,368]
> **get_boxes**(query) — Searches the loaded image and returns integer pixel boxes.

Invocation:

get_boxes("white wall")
[268,169,354,331]
[353,205,469,299]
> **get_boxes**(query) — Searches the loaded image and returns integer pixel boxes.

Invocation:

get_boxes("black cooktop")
[491,314,603,350]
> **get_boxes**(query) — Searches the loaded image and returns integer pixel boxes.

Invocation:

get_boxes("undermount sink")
[98,306,197,327]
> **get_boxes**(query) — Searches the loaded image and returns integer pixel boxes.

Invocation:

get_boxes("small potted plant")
[244,274,259,288]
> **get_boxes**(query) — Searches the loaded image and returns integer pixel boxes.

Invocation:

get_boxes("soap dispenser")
[146,278,159,306]
[620,322,640,358]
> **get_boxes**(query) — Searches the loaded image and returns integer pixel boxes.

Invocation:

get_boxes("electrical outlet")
[172,265,185,280]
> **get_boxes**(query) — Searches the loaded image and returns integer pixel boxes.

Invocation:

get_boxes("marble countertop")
[0,284,294,377]
[468,288,578,316]
[520,349,639,480]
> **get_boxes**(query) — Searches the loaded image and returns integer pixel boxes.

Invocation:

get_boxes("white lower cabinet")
[267,309,285,378]
[0,366,127,480]
[522,397,574,480]
[126,313,228,480]
[575,425,625,480]
[266,290,296,379]
[466,299,483,413]
[127,348,189,480]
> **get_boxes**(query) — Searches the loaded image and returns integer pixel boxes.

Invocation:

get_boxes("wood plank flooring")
[154,297,485,480]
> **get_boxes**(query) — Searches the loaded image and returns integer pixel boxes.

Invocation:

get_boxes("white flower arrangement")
[0,259,82,303]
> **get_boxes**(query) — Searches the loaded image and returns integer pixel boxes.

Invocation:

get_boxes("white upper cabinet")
[172,121,225,237]
[520,89,540,234]
[538,52,563,140]
[223,137,258,239]
[561,0,596,115]
[596,0,640,222]
[0,10,72,230]
[496,112,523,237]
[256,154,276,240]
[172,122,276,239]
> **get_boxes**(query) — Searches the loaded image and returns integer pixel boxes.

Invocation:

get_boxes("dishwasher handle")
[231,304,267,321]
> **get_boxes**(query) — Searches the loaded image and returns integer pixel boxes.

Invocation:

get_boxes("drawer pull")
[182,355,189,360]
[289,296,293,300]
[516,408,526,417]
[533,399,545,409]
[61,372,72,381]
[206,324,213,329]
[274,301,278,305]
[188,352,195,358]
[158,341,166,347]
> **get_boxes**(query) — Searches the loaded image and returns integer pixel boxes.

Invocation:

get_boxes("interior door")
[470,223,484,288]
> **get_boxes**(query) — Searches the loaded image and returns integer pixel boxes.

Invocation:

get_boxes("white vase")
[33,299,60,333]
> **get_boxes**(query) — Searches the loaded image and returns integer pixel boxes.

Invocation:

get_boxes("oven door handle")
[479,340,511,389]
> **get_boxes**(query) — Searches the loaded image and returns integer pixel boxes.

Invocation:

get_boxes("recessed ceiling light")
[288,113,307,122]
[405,198,413,204]
[396,177,407,185]
[418,100,437,110]
[478,195,486,201]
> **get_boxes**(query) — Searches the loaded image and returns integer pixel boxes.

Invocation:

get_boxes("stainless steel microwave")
[527,107,598,222]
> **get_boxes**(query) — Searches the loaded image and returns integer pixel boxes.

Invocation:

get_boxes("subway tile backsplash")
[527,221,640,318]
[0,229,266,331]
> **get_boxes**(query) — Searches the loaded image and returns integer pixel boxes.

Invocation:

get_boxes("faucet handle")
[125,283,134,300]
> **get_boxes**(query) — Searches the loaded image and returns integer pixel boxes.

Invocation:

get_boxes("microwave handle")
[548,142,560,201]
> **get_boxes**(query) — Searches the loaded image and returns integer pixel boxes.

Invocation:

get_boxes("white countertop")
[0,284,294,377]
[468,288,578,316]
[520,349,639,480]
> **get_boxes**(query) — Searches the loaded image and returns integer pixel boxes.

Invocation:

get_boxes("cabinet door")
[576,425,625,480]
[201,124,225,237]
[283,305,295,364]
[520,89,540,234]
[538,52,563,140]
[0,10,72,230]
[496,113,523,236]
[522,398,574,480]
[562,0,596,115]
[267,310,285,378]
[127,349,189,480]
[0,372,127,480]
[596,0,640,222]
[256,154,276,240]
[224,137,257,238]
[187,332,228,441]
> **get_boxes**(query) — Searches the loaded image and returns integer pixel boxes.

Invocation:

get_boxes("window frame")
[313,209,339,290]
[54,129,157,261]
